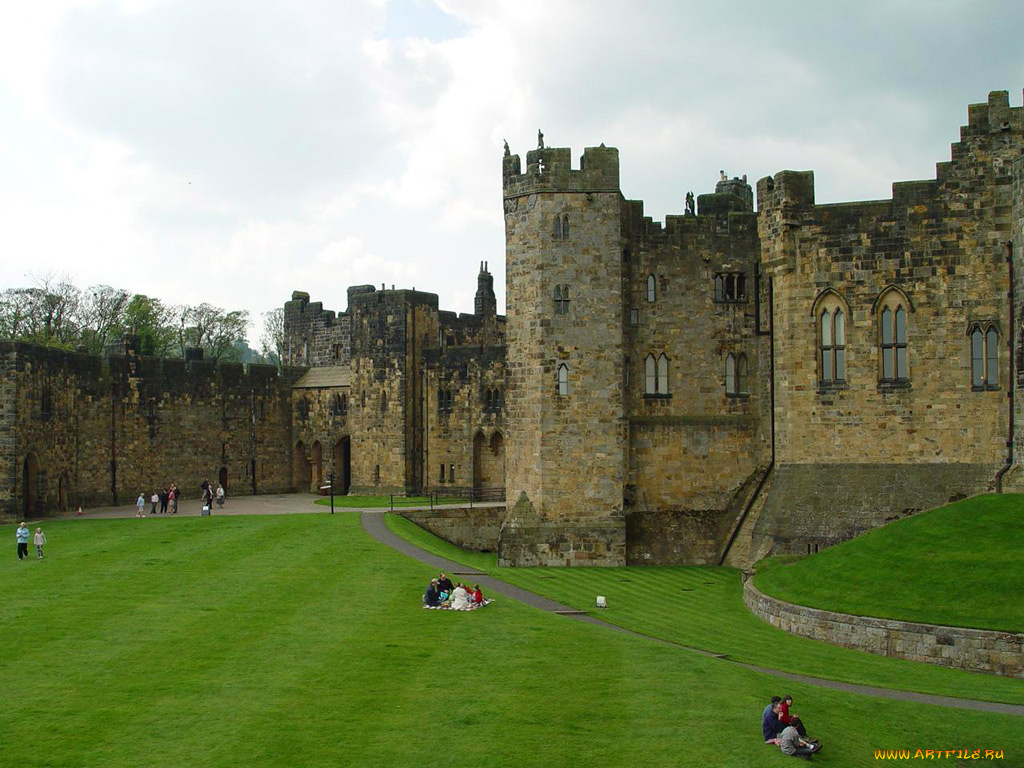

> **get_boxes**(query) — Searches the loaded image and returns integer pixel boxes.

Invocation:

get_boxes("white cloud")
[1,0,1023,346]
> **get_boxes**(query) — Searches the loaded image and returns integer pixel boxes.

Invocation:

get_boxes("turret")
[474,262,496,317]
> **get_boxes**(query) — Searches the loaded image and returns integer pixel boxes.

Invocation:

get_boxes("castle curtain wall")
[753,92,1020,556]
[0,342,295,519]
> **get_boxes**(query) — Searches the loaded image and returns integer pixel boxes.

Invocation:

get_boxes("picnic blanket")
[423,598,494,611]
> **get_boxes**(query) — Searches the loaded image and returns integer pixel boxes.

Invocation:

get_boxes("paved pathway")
[27,493,502,521]
[361,510,1024,717]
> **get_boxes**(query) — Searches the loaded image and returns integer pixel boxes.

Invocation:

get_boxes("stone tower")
[499,144,627,565]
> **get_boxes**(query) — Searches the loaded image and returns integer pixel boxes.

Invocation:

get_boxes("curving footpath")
[361,510,1024,717]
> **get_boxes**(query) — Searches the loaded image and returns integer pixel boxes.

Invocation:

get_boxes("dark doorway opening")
[334,437,351,495]
[23,453,40,517]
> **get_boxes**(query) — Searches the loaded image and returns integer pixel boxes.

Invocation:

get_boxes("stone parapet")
[743,579,1024,678]
[498,514,626,567]
[397,506,505,552]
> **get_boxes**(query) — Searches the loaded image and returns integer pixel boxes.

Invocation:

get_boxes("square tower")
[500,144,627,565]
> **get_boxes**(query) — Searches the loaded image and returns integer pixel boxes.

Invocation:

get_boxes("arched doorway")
[472,432,486,490]
[218,466,228,491]
[23,453,40,517]
[294,441,312,492]
[334,437,351,495]
[311,441,323,492]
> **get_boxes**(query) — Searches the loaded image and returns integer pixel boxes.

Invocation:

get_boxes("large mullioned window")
[644,353,669,395]
[970,324,999,390]
[725,353,748,396]
[880,305,908,381]
[819,306,846,384]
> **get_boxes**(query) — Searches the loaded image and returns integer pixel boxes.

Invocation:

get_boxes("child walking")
[34,528,46,559]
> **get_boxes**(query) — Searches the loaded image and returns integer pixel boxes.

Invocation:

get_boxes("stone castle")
[4,91,1023,567]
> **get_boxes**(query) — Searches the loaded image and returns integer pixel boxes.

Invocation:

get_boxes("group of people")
[133,480,225,518]
[200,479,226,513]
[15,522,45,560]
[423,572,491,610]
[136,484,181,517]
[762,695,822,758]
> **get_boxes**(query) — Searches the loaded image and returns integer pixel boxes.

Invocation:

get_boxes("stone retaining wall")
[397,506,504,552]
[743,579,1023,678]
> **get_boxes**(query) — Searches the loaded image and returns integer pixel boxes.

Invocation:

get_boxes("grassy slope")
[753,494,1024,632]
[384,514,1024,707]
[0,513,1020,768]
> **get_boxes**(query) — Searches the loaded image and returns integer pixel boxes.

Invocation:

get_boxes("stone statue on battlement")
[685,191,695,216]
[504,139,510,157]
[537,129,544,149]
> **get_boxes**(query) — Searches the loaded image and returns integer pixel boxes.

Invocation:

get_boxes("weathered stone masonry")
[744,579,1024,678]
[0,340,298,519]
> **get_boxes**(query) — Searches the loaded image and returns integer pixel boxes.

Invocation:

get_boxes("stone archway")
[218,466,228,491]
[294,441,312,492]
[23,453,40,517]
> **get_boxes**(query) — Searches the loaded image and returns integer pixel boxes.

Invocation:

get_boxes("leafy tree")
[178,303,251,362]
[258,307,285,368]
[124,294,179,357]
[0,274,83,348]
[78,285,131,354]
[0,288,38,340]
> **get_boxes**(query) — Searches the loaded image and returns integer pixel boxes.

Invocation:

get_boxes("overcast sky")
[2,0,1022,345]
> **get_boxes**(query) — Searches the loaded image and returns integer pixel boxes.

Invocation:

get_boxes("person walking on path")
[136,493,146,517]
[16,522,30,560]
[150,492,159,515]
[216,484,225,508]
[34,528,46,559]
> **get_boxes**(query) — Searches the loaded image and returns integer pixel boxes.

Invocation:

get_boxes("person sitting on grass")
[423,579,441,608]
[762,698,784,743]
[779,695,814,740]
[437,572,454,596]
[471,584,484,604]
[779,724,821,758]
[450,583,472,611]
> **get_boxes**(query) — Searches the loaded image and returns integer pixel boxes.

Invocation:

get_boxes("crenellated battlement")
[756,170,816,211]
[962,90,1024,136]
[503,145,620,198]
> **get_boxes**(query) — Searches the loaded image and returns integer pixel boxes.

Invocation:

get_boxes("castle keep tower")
[500,144,627,565]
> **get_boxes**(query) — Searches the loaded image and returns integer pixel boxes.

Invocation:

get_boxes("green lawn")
[2,513,1021,768]
[753,494,1024,633]
[384,514,1024,707]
